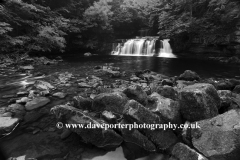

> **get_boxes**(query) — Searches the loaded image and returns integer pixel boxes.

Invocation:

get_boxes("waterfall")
[111,37,177,58]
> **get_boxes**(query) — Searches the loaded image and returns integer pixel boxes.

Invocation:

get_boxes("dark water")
[63,55,240,78]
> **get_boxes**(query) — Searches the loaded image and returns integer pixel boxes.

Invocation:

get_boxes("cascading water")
[111,37,177,58]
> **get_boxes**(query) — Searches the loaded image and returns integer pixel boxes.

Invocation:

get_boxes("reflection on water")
[91,147,167,160]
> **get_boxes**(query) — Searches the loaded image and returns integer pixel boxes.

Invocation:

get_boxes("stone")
[171,143,208,160]
[17,91,29,97]
[147,93,182,124]
[7,103,26,119]
[162,79,174,86]
[233,85,240,94]
[191,109,240,160]
[179,70,200,81]
[92,92,128,114]
[25,97,50,111]
[34,80,54,90]
[16,97,30,105]
[217,90,233,113]
[72,95,93,110]
[123,85,148,106]
[213,80,235,90]
[176,80,196,89]
[78,82,92,88]
[179,83,220,122]
[156,85,178,100]
[101,111,117,124]
[0,117,19,135]
[109,71,121,78]
[2,95,15,99]
[51,105,123,149]
[53,92,67,99]
[123,100,178,150]
[20,65,34,70]
[84,52,92,56]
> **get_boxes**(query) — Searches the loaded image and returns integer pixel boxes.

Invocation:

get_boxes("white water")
[111,38,177,58]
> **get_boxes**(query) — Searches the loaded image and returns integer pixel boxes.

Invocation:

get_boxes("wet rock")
[147,93,182,124]
[101,111,117,124]
[162,79,174,86]
[16,97,30,105]
[51,105,123,149]
[72,95,93,110]
[25,97,50,111]
[92,92,128,114]
[53,92,67,99]
[156,85,178,100]
[191,109,240,160]
[171,143,208,160]
[84,52,92,56]
[40,90,50,96]
[0,117,19,135]
[34,80,55,90]
[179,83,220,122]
[20,65,34,70]
[233,85,240,94]
[123,85,148,106]
[78,82,92,88]
[179,70,200,81]
[7,103,26,119]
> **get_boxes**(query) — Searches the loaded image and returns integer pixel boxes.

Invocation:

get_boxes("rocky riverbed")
[1,55,240,160]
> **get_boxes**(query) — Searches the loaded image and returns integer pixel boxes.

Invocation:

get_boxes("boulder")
[179,83,220,122]
[171,143,208,160]
[123,85,148,106]
[213,80,235,90]
[92,92,128,114]
[25,97,50,111]
[53,92,67,99]
[233,85,240,94]
[72,95,92,110]
[191,109,240,160]
[176,80,196,90]
[0,117,19,135]
[217,90,233,113]
[156,85,178,100]
[123,100,178,150]
[147,93,182,124]
[34,80,54,90]
[51,105,123,149]
[179,70,200,81]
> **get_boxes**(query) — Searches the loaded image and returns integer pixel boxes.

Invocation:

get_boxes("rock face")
[179,70,200,81]
[0,117,19,135]
[179,83,220,122]
[123,100,178,150]
[51,105,123,149]
[123,85,148,106]
[171,143,208,160]
[147,93,182,124]
[92,92,128,114]
[25,97,50,111]
[191,109,240,160]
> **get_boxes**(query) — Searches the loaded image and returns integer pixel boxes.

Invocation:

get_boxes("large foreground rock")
[179,70,200,81]
[191,109,240,160]
[170,143,208,160]
[25,97,50,111]
[147,92,182,124]
[123,100,178,150]
[0,117,19,135]
[51,105,123,149]
[123,85,148,106]
[92,92,128,114]
[179,83,220,122]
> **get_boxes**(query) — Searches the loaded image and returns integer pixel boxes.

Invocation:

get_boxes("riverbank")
[0,54,240,160]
